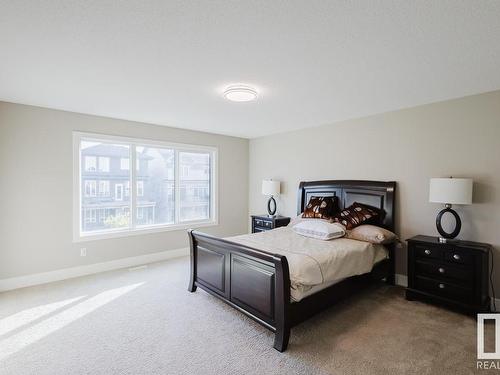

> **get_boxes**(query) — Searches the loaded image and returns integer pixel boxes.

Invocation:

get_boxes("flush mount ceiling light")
[223,85,258,102]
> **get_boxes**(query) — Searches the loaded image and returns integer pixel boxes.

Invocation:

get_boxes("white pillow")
[287,214,331,227]
[292,220,346,241]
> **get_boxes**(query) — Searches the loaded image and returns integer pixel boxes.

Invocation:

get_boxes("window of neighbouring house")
[85,156,97,171]
[74,133,217,240]
[84,180,97,197]
[136,180,144,197]
[98,180,110,197]
[115,184,124,201]
[120,157,129,170]
[98,157,110,172]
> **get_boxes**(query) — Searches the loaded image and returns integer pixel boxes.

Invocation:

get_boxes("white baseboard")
[0,248,188,293]
[395,273,408,287]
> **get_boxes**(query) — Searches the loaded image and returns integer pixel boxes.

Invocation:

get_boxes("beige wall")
[0,102,249,279]
[2,91,499,288]
[249,90,500,288]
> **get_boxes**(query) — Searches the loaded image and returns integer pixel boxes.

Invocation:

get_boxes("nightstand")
[251,215,290,233]
[406,235,491,315]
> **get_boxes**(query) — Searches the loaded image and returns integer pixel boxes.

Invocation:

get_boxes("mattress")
[227,227,388,302]
[288,256,386,302]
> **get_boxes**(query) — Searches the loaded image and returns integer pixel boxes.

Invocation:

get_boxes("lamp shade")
[262,180,280,196]
[429,178,473,205]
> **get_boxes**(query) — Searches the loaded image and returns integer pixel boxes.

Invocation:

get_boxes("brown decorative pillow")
[302,196,339,220]
[332,202,381,230]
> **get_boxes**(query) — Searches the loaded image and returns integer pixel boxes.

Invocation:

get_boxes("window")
[98,157,110,172]
[115,184,124,201]
[84,209,97,224]
[84,180,97,197]
[98,180,110,197]
[137,181,144,197]
[74,132,217,240]
[135,146,174,226]
[85,156,97,171]
[120,158,129,170]
[80,140,130,233]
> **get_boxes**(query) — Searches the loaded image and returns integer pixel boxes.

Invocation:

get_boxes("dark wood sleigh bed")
[188,180,396,352]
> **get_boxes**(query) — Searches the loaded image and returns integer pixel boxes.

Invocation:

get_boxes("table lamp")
[429,177,473,242]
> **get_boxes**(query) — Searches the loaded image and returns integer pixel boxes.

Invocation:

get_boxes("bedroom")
[1,1,499,374]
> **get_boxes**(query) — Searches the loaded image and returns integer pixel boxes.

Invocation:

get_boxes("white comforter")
[227,227,388,301]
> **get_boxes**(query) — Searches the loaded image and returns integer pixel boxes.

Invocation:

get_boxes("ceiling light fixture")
[223,85,258,102]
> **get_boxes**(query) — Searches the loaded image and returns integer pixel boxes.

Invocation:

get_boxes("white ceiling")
[1,1,500,138]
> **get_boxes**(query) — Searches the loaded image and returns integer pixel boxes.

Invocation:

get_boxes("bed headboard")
[297,180,396,231]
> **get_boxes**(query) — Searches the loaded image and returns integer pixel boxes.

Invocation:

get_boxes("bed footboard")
[188,230,291,352]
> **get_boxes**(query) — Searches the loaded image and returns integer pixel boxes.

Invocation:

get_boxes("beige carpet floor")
[0,256,489,375]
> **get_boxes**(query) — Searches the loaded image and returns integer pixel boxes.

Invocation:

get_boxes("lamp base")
[267,196,277,216]
[436,204,462,240]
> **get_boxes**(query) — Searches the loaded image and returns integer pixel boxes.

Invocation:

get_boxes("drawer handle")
[438,267,445,274]
[438,283,445,289]
[453,254,461,260]
[424,249,431,255]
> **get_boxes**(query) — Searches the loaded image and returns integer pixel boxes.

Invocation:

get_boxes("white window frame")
[73,131,218,242]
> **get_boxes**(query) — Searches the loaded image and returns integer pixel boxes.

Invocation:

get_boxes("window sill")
[73,220,218,243]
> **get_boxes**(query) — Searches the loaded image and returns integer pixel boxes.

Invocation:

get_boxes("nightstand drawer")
[415,260,473,283]
[415,276,473,302]
[253,227,267,233]
[262,220,272,229]
[254,219,265,227]
[255,219,272,229]
[415,245,443,260]
[444,249,474,266]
